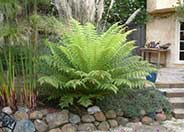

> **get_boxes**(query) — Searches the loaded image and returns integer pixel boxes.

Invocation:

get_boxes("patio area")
[156,68,184,88]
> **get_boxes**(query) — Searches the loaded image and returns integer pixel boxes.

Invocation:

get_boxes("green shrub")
[39,20,156,108]
[98,88,172,119]
[175,0,184,18]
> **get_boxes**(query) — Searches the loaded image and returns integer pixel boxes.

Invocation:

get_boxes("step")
[173,109,184,119]
[158,88,184,97]
[156,83,184,88]
[168,97,184,108]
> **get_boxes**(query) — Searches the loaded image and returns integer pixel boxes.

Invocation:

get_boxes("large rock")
[78,123,96,131]
[69,113,81,124]
[94,112,106,122]
[17,106,29,113]
[155,113,167,121]
[14,120,35,132]
[108,119,118,128]
[141,116,153,125]
[40,109,49,116]
[61,124,77,132]
[2,106,13,115]
[30,111,43,120]
[14,111,29,121]
[82,114,95,123]
[87,106,101,115]
[105,110,117,119]
[140,110,146,116]
[49,128,62,132]
[34,119,48,132]
[46,110,69,129]
[116,117,129,126]
[97,121,110,131]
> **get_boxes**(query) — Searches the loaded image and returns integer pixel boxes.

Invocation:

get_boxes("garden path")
[156,68,184,86]
[93,118,184,132]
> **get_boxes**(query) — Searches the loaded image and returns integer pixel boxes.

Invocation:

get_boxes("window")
[179,22,184,60]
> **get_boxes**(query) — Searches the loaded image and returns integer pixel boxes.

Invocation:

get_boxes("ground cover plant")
[39,20,156,108]
[98,87,172,119]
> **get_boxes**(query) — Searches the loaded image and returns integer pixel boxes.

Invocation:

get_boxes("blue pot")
[146,72,157,83]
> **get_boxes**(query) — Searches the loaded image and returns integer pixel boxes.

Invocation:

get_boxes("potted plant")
[146,72,157,83]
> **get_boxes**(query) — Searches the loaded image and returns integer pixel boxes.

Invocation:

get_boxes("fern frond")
[39,20,156,108]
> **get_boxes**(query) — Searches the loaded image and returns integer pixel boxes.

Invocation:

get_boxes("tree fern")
[39,20,156,108]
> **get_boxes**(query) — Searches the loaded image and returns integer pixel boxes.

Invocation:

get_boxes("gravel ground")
[92,118,184,132]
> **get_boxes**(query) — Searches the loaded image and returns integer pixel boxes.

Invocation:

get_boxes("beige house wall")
[146,15,184,67]
[146,0,184,68]
[147,0,157,12]
[147,0,179,12]
[157,0,178,9]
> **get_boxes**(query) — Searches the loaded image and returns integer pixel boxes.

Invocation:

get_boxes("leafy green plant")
[104,0,148,25]
[39,20,156,108]
[175,0,184,18]
[98,88,172,119]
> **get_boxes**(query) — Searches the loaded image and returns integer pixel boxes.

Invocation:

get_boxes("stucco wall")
[146,15,179,67]
[146,0,184,67]
[147,0,156,12]
[147,0,179,12]
[157,0,178,9]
